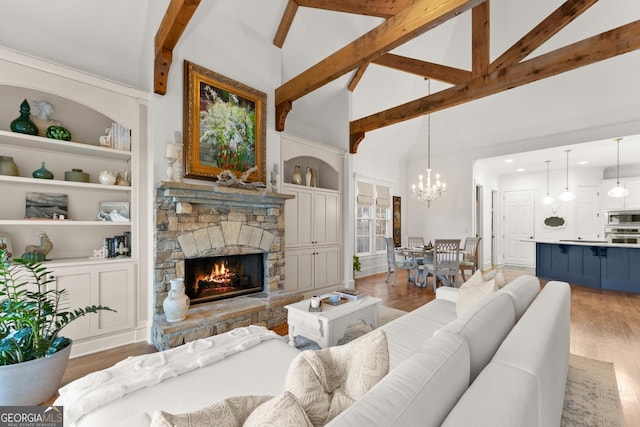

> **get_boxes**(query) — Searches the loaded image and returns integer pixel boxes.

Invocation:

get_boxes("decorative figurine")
[30,100,61,137]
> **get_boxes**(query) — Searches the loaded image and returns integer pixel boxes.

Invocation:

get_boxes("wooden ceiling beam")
[489,0,598,73]
[154,0,201,95]
[348,64,369,92]
[275,0,485,131]
[295,0,417,19]
[274,0,299,48]
[350,20,640,153]
[471,1,489,77]
[372,53,471,84]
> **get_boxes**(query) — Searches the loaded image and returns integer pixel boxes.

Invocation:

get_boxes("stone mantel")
[158,182,294,208]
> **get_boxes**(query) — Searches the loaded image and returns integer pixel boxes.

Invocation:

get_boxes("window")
[356,181,391,256]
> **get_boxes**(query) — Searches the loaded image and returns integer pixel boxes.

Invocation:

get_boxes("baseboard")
[69,326,149,358]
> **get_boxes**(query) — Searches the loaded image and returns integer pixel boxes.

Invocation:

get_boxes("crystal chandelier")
[411,80,446,207]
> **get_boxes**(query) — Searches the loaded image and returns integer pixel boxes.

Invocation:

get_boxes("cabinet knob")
[47,273,56,281]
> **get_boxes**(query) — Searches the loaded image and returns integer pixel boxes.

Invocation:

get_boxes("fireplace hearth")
[185,254,264,304]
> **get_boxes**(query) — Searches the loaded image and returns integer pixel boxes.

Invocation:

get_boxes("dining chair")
[423,239,461,291]
[385,237,417,286]
[459,237,482,281]
[407,236,425,284]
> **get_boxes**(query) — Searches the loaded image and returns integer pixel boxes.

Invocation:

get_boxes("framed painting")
[393,196,401,247]
[183,60,266,183]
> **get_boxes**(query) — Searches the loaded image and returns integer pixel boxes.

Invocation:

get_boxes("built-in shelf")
[0,174,132,191]
[0,220,131,226]
[0,129,131,161]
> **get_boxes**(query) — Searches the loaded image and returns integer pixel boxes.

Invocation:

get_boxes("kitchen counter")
[536,241,640,293]
[531,239,640,248]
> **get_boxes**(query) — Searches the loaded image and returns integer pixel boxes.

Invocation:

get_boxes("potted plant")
[353,255,361,274]
[0,249,114,405]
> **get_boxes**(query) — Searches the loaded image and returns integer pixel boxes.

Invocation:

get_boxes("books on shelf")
[335,288,366,301]
[107,122,131,151]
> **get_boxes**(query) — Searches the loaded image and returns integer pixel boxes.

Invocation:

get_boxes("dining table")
[395,244,469,287]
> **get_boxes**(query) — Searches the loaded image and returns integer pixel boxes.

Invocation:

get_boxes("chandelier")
[411,80,446,207]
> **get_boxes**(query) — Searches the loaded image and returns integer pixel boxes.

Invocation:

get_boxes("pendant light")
[542,160,554,205]
[411,79,446,207]
[608,137,629,198]
[558,149,576,202]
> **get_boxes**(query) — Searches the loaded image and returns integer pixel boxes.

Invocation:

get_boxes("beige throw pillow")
[483,268,508,288]
[150,395,271,427]
[284,329,389,427]
[456,278,499,317]
[244,391,313,427]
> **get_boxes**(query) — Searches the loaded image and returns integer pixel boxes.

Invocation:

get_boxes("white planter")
[0,341,72,405]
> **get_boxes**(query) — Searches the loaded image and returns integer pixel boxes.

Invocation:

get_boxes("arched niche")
[283,156,339,191]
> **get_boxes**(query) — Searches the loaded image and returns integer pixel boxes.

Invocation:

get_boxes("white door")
[577,186,602,240]
[502,189,535,266]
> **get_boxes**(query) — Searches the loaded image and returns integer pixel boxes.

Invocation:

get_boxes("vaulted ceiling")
[155,0,640,154]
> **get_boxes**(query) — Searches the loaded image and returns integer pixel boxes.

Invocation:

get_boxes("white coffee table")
[285,294,381,348]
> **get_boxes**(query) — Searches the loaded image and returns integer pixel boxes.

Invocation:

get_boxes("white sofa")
[58,275,570,427]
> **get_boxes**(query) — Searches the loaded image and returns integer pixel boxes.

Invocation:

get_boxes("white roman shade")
[376,185,391,208]
[357,181,374,206]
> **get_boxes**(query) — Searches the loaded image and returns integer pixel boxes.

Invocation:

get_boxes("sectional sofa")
[56,274,570,427]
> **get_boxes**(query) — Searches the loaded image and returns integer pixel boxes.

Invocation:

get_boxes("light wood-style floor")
[50,269,639,426]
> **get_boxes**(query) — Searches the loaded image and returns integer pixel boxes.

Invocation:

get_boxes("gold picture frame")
[183,60,266,183]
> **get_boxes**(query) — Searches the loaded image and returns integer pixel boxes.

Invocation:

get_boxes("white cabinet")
[46,261,135,356]
[0,47,148,354]
[602,178,640,210]
[284,246,341,294]
[284,184,339,247]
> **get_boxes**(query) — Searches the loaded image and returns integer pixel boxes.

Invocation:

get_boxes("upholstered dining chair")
[423,239,461,291]
[459,237,482,281]
[385,237,418,286]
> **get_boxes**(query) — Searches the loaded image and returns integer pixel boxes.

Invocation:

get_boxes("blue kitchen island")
[536,241,640,293]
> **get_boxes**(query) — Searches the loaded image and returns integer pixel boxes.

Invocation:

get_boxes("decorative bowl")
[64,169,90,183]
[329,293,341,304]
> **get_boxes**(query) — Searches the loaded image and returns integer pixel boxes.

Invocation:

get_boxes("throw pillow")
[456,278,498,317]
[460,269,484,288]
[149,395,271,427]
[482,269,508,288]
[284,328,389,427]
[244,391,313,427]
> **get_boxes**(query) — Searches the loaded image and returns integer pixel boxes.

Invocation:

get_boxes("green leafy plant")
[0,249,114,365]
[353,255,361,273]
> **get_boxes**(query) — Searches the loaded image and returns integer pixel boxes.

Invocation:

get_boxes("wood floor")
[51,269,640,426]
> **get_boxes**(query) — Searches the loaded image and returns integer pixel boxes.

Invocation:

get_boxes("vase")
[163,278,190,322]
[305,167,312,186]
[0,156,19,176]
[32,161,54,179]
[310,168,317,187]
[292,165,302,185]
[10,99,38,136]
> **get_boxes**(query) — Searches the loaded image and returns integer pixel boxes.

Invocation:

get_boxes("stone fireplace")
[152,182,302,350]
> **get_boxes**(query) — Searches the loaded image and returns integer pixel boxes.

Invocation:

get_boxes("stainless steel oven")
[605,210,640,244]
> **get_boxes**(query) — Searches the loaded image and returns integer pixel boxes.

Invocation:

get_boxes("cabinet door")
[313,246,341,289]
[284,185,313,247]
[96,263,135,334]
[284,248,314,292]
[600,247,640,292]
[313,190,340,246]
[622,180,640,209]
[50,268,94,340]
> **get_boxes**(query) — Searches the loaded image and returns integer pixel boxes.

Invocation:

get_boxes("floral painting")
[183,61,266,182]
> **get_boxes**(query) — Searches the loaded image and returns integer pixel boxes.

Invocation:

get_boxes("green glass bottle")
[10,99,39,135]
[32,161,54,179]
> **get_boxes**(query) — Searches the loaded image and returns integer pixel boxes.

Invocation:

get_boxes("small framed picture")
[0,233,13,258]
[98,201,130,222]
[25,192,69,219]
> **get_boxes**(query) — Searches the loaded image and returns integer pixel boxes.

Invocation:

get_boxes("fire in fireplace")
[184,254,264,304]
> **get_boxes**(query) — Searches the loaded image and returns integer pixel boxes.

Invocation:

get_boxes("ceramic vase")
[305,167,312,186]
[32,161,54,179]
[10,99,38,136]
[292,165,302,185]
[310,168,317,187]
[0,156,19,176]
[163,278,189,322]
